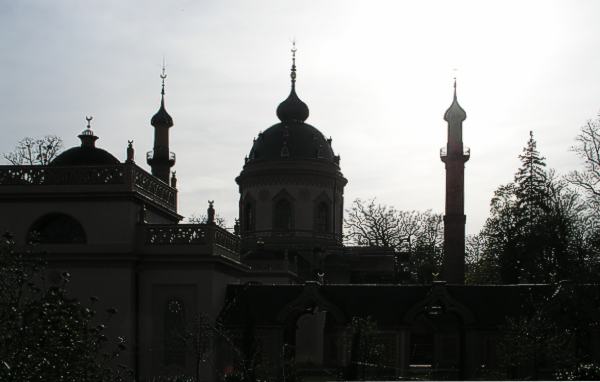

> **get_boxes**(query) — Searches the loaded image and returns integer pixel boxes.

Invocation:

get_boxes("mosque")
[1,47,597,381]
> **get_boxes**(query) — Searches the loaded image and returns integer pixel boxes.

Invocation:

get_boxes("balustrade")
[0,164,176,210]
[144,224,240,261]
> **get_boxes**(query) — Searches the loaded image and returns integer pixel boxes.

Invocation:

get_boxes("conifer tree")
[514,131,549,228]
[513,131,550,282]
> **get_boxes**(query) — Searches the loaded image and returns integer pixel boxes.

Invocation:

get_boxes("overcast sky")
[2,0,600,234]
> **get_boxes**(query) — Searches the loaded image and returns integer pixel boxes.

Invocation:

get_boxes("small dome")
[443,98,467,122]
[50,123,120,166]
[444,81,467,122]
[276,88,309,122]
[151,99,173,128]
[50,146,120,166]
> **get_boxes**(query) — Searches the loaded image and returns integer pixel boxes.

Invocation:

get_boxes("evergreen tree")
[513,131,550,282]
[473,132,591,284]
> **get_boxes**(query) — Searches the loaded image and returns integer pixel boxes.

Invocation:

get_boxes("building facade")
[1,52,599,381]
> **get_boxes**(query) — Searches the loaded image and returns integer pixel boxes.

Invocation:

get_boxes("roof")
[219,283,593,329]
[50,145,120,166]
[247,121,336,163]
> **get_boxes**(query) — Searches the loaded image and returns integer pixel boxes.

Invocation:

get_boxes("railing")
[146,150,176,163]
[248,259,298,274]
[144,224,240,261]
[439,147,470,159]
[132,166,176,209]
[0,164,177,211]
[145,224,208,244]
[0,165,125,185]
[243,229,342,243]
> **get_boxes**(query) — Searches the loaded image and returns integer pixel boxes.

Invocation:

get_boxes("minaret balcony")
[146,150,176,166]
[440,147,470,162]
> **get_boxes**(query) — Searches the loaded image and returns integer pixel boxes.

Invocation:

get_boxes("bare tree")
[344,198,402,248]
[344,198,444,282]
[3,135,63,165]
[568,115,600,210]
[187,214,227,228]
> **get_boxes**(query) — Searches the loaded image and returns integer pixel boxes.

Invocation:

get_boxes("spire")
[151,61,174,128]
[290,40,297,90]
[444,77,466,122]
[78,115,98,147]
[276,40,309,123]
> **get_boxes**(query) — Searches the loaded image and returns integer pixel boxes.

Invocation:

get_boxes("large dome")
[245,56,339,166]
[247,121,336,164]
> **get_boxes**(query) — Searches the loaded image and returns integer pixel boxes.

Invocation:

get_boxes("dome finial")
[291,39,297,89]
[276,41,309,122]
[151,60,174,128]
[79,115,98,147]
[160,58,167,97]
[453,76,457,101]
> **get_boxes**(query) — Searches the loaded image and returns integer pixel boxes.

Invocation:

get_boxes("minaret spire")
[148,63,175,184]
[453,76,457,100]
[291,40,297,90]
[161,59,166,97]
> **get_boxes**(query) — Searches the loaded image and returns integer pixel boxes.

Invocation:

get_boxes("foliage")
[468,131,600,284]
[465,233,500,284]
[182,313,215,382]
[187,214,227,228]
[0,232,131,382]
[567,112,600,212]
[3,135,63,165]
[344,198,443,283]
[344,316,385,380]
[496,282,600,380]
[556,363,600,380]
[344,198,401,248]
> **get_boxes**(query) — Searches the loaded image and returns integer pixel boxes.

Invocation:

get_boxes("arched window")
[316,202,329,233]
[274,199,293,231]
[244,201,255,232]
[164,298,186,367]
[28,213,86,244]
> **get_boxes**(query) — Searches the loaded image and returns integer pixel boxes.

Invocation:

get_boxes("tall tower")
[440,80,469,284]
[147,66,175,183]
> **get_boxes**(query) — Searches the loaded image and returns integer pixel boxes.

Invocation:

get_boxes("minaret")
[147,64,175,183]
[440,79,469,284]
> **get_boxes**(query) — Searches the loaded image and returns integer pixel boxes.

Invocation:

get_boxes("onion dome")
[151,69,173,128]
[444,79,467,122]
[50,116,120,166]
[276,47,309,122]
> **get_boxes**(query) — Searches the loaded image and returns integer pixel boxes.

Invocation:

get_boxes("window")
[244,202,255,232]
[28,213,86,244]
[316,202,329,233]
[164,298,186,367]
[274,199,293,230]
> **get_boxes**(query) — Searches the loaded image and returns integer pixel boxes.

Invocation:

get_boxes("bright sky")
[2,1,600,234]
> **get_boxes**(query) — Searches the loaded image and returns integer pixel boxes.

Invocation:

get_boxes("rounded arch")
[164,297,186,367]
[242,193,256,232]
[403,283,475,326]
[28,213,86,244]
[272,189,295,231]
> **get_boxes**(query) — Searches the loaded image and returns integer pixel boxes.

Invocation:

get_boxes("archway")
[28,213,86,244]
